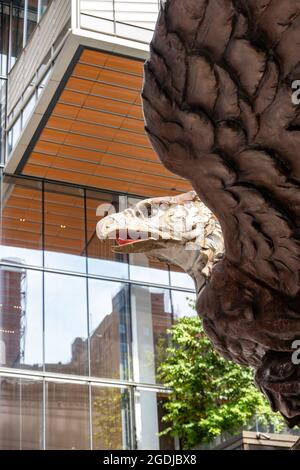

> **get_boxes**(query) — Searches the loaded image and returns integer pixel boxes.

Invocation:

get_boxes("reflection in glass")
[46,381,90,450]
[0,377,43,450]
[172,291,197,320]
[92,386,131,450]
[22,92,36,125]
[40,0,50,16]
[131,286,172,384]
[86,190,128,279]
[170,265,195,290]
[12,115,21,148]
[11,2,25,68]
[0,2,10,76]
[44,183,86,272]
[126,197,169,285]
[135,390,175,450]
[129,253,170,286]
[26,0,38,41]
[0,266,43,370]
[0,176,43,266]
[89,280,131,380]
[0,79,7,163]
[44,272,88,375]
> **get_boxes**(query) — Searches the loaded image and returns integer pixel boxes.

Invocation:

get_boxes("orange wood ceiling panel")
[22,48,191,198]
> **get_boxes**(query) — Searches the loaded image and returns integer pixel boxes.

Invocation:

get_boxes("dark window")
[0,2,10,76]
[11,1,25,68]
[26,0,38,42]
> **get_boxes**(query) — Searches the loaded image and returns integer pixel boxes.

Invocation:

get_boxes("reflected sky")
[172,291,197,319]
[0,265,197,377]
[44,272,87,368]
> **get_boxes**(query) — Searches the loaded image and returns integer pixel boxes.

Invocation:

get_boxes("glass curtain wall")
[9,0,51,68]
[0,2,10,164]
[0,0,51,163]
[0,174,197,449]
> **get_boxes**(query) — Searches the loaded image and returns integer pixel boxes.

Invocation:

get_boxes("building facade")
[0,1,196,450]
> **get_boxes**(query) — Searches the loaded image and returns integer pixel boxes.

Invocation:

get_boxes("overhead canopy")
[20,48,190,197]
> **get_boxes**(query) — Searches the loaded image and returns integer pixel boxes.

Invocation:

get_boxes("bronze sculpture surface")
[100,0,300,426]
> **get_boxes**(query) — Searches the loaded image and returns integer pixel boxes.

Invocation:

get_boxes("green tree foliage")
[158,315,284,449]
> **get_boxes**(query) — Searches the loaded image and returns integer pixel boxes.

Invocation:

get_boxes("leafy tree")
[158,315,284,449]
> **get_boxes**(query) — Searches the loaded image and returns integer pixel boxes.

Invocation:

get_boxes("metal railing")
[77,0,160,44]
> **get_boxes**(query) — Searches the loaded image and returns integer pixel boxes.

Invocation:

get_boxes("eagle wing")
[143,0,300,297]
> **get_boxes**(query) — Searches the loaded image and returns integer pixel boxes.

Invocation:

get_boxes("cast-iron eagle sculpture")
[141,0,300,426]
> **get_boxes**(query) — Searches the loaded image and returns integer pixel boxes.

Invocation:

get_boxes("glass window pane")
[86,190,128,279]
[0,176,43,266]
[129,254,170,286]
[0,377,43,450]
[170,265,195,290]
[22,92,36,125]
[131,286,172,384]
[0,79,7,163]
[172,291,197,320]
[12,115,21,149]
[11,2,25,68]
[135,390,175,450]
[0,3,10,76]
[89,280,131,380]
[126,197,170,285]
[46,381,90,450]
[40,0,50,17]
[44,272,88,376]
[44,183,86,273]
[0,267,43,370]
[26,0,38,41]
[92,386,131,450]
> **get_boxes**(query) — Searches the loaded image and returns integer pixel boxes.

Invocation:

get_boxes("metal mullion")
[0,367,170,391]
[129,385,137,450]
[37,0,42,22]
[85,185,95,449]
[88,382,93,450]
[42,180,46,449]
[112,0,116,35]
[0,260,195,293]
[42,377,46,450]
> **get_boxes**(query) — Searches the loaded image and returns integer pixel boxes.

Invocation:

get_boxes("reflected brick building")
[0,260,26,367]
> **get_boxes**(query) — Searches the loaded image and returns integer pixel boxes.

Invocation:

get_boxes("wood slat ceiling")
[1,182,171,273]
[21,48,191,197]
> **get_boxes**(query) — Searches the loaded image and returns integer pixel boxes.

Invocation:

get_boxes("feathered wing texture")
[143,0,300,297]
[143,0,300,424]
